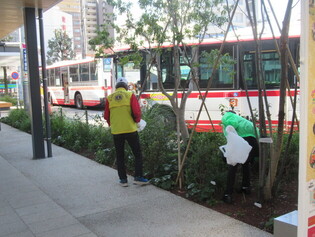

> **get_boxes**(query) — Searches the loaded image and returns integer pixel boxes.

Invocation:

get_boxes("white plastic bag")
[219,125,252,166]
[137,119,147,132]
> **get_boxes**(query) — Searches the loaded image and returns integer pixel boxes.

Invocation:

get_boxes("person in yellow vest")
[104,77,149,187]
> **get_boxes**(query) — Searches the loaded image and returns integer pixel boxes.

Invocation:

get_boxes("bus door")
[61,68,70,104]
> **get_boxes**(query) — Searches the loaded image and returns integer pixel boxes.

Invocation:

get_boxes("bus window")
[47,69,54,86]
[199,54,234,89]
[243,52,280,89]
[262,52,280,88]
[180,65,191,80]
[80,63,89,81]
[90,61,97,81]
[161,51,174,89]
[124,62,140,84]
[55,67,61,86]
[117,64,123,79]
[70,65,79,82]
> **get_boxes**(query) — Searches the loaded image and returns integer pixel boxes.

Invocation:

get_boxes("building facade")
[80,0,114,57]
[57,0,83,58]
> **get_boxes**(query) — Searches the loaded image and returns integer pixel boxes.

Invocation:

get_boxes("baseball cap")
[117,77,128,85]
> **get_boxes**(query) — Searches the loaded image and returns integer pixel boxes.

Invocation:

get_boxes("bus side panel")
[49,87,65,105]
[69,86,106,107]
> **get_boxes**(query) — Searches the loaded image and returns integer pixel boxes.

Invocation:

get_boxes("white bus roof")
[46,57,97,69]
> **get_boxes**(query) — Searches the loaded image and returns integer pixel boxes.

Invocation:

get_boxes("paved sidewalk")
[0,123,272,237]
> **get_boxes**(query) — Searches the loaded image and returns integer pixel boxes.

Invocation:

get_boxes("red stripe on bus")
[69,86,105,91]
[141,89,299,99]
[49,86,112,91]
[54,99,101,106]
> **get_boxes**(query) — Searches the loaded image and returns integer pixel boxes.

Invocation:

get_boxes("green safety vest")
[221,112,259,138]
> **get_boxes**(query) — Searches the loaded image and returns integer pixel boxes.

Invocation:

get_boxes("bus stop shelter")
[0,0,60,159]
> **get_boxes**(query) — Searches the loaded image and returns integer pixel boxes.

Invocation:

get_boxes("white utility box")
[274,210,298,237]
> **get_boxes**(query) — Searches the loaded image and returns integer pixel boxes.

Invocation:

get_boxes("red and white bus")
[46,58,114,108]
[114,34,300,132]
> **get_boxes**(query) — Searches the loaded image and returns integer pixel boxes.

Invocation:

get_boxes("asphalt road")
[51,106,106,125]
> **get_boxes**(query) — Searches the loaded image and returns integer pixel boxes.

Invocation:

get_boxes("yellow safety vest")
[107,88,138,134]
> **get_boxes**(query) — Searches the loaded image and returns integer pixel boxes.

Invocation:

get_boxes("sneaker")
[133,177,149,185]
[119,179,128,187]
[222,194,233,204]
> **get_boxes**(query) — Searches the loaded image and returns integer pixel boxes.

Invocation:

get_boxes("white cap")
[117,77,128,85]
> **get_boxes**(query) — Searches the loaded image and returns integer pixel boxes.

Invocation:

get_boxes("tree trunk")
[264,0,293,200]
[178,108,189,141]
[3,67,8,95]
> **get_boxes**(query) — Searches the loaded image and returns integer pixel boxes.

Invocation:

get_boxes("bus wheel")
[75,93,83,109]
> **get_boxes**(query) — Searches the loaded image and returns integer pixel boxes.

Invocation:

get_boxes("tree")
[46,29,75,65]
[0,35,13,42]
[238,0,297,201]
[1,66,8,95]
[90,0,229,142]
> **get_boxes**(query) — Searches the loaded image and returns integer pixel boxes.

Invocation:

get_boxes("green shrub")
[139,103,178,189]
[95,148,116,166]
[2,106,300,205]
[279,132,299,180]
[1,109,31,133]
[0,95,18,106]
[184,132,227,204]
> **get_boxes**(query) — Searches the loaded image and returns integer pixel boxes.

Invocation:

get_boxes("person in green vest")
[104,77,149,187]
[221,111,259,204]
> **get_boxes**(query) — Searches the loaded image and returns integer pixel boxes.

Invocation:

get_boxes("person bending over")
[221,111,259,204]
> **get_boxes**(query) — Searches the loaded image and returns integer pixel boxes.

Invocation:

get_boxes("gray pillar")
[24,7,45,159]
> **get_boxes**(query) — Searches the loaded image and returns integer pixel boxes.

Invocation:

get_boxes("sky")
[116,0,301,29]
[268,0,301,24]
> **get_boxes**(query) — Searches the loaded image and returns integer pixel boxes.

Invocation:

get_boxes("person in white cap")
[104,77,149,187]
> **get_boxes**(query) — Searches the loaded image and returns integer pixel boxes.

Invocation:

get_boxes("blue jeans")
[113,131,143,180]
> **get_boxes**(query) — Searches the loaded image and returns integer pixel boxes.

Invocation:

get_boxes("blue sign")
[11,72,19,80]
[103,58,112,72]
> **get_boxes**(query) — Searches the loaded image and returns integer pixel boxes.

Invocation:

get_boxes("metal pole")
[24,7,45,159]
[85,110,88,124]
[38,9,52,157]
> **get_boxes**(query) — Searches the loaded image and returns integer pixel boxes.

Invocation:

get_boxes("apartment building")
[57,0,83,58]
[80,0,114,57]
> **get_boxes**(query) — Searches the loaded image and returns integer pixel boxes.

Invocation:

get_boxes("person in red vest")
[104,77,149,187]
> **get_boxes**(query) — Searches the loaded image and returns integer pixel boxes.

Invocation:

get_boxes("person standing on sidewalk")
[221,111,259,204]
[104,77,149,187]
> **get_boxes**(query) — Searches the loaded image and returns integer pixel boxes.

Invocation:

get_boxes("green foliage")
[0,94,18,106]
[95,148,116,166]
[184,132,227,204]
[0,35,13,42]
[47,29,75,65]
[1,109,31,133]
[278,132,299,180]
[140,103,177,180]
[1,107,300,205]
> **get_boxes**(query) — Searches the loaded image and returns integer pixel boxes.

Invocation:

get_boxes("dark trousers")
[225,136,259,195]
[113,131,143,180]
